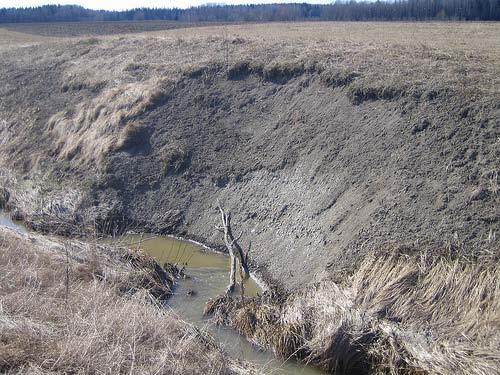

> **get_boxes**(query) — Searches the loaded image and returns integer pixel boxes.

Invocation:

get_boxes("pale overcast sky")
[1,1,329,11]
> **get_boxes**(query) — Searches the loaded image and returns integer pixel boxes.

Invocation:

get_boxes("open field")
[2,21,499,86]
[0,21,499,374]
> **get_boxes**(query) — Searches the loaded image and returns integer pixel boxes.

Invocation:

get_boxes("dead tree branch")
[216,202,250,294]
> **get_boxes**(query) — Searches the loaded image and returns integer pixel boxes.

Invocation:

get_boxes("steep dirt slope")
[0,22,498,289]
[100,73,499,287]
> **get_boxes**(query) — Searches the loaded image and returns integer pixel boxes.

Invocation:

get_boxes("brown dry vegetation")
[3,21,222,38]
[206,252,500,374]
[0,227,248,374]
[0,22,499,374]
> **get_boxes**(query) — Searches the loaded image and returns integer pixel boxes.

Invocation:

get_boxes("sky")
[1,0,330,11]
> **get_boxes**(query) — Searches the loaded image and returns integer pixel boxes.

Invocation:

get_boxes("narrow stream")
[0,212,324,375]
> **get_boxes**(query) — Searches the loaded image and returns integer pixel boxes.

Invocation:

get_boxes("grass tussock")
[48,78,171,167]
[0,227,241,375]
[205,253,500,375]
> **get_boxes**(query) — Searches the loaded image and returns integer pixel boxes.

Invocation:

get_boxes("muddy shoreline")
[0,210,325,375]
[170,233,271,292]
[0,215,260,375]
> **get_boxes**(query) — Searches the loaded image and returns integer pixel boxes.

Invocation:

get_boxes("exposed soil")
[0,22,498,291]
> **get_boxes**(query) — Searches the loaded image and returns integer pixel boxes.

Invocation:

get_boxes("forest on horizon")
[1,0,499,23]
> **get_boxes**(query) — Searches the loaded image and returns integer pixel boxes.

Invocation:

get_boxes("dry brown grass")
[0,27,55,51]
[71,22,500,92]
[206,252,500,375]
[48,78,172,166]
[0,227,246,375]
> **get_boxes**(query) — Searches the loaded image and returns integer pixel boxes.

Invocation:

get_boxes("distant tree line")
[1,1,499,23]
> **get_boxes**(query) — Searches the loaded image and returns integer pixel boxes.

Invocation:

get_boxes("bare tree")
[216,202,250,294]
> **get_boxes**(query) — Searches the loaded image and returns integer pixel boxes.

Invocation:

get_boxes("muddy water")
[0,212,324,375]
[118,234,324,375]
